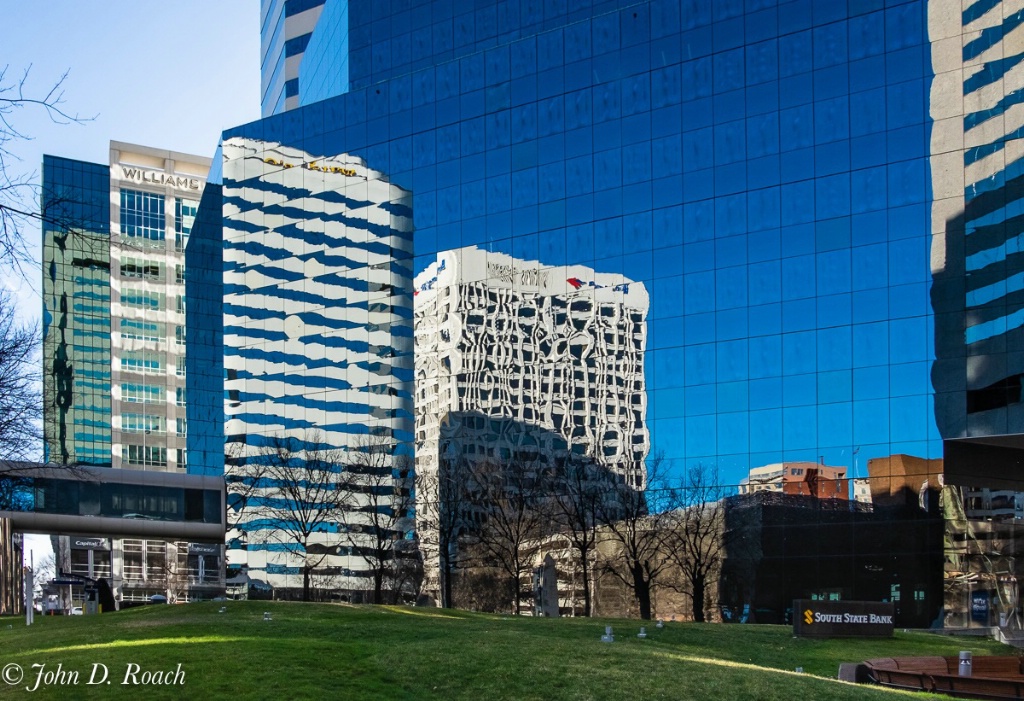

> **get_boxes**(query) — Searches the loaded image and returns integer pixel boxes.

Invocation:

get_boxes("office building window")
[125,444,167,467]
[120,189,165,246]
[120,256,162,281]
[121,383,163,404]
[120,351,161,374]
[121,413,164,433]
[120,319,163,342]
[175,198,197,252]
[121,289,163,310]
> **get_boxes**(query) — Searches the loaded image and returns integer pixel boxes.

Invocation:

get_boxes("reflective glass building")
[199,0,1024,623]
[41,142,223,604]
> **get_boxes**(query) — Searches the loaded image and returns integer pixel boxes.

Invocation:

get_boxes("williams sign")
[118,166,201,192]
[792,599,895,638]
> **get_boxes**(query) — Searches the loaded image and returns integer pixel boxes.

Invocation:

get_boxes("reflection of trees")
[460,455,554,615]
[338,432,415,604]
[250,432,348,602]
[550,453,622,617]
[0,474,31,511]
[663,463,729,623]
[595,454,671,621]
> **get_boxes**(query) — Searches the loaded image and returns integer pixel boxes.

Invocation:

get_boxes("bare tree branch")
[0,288,40,463]
[461,453,554,615]
[416,449,474,608]
[549,454,620,617]
[596,452,673,620]
[662,463,730,622]
[338,432,415,604]
[0,64,94,276]
[247,432,349,602]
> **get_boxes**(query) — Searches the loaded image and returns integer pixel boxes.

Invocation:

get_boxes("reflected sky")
[228,0,966,488]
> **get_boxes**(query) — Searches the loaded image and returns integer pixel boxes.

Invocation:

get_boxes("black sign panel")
[70,537,109,550]
[792,600,895,638]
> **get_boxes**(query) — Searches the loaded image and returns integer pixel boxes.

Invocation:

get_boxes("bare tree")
[663,463,728,622]
[0,289,40,463]
[225,440,269,531]
[415,450,473,608]
[549,455,617,617]
[387,536,425,604]
[462,454,553,615]
[252,432,348,602]
[158,545,191,604]
[1,65,93,275]
[597,454,672,620]
[338,432,415,604]
[34,553,56,584]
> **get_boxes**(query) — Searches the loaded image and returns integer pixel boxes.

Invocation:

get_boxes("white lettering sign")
[119,167,201,192]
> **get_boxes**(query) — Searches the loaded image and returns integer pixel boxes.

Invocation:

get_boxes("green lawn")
[0,602,1012,700]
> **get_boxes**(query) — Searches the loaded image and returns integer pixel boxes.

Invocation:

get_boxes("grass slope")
[0,602,1012,700]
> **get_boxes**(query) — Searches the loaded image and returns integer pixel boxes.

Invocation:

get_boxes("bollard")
[656,619,664,629]
[601,625,614,643]
[638,627,647,639]
[959,651,972,677]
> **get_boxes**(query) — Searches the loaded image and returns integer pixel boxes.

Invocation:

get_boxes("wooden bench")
[863,656,1024,699]
[967,657,1024,679]
[929,674,1024,700]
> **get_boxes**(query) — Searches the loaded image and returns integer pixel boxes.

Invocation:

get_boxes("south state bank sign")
[792,600,895,638]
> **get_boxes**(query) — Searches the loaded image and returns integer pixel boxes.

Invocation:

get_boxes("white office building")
[413,246,650,601]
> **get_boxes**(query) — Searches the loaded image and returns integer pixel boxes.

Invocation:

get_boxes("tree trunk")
[440,550,453,608]
[632,563,652,620]
[692,573,706,622]
[580,554,592,617]
[302,566,311,602]
[374,570,384,604]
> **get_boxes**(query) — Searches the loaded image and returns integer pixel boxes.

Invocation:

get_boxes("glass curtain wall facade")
[208,138,414,598]
[261,0,329,116]
[42,156,112,467]
[198,0,1024,624]
[42,143,221,605]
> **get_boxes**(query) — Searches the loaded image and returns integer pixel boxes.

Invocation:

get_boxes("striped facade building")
[217,137,415,596]
[931,1,1024,445]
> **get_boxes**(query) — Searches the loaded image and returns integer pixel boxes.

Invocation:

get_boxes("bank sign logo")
[806,611,894,624]
[793,599,895,638]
